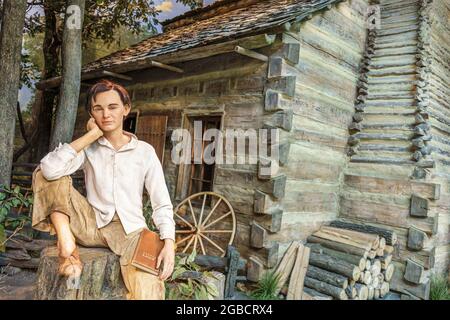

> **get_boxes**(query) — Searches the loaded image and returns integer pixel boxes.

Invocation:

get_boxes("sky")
[19,0,217,109]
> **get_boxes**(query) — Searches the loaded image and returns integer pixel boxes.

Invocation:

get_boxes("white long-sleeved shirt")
[39,131,175,240]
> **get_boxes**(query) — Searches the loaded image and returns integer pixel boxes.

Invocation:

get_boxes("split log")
[307,236,368,258]
[383,264,395,282]
[370,260,382,277]
[302,287,333,300]
[306,265,348,289]
[304,277,347,300]
[274,241,299,295]
[384,245,395,254]
[329,221,397,245]
[313,230,372,251]
[308,252,361,281]
[360,271,372,285]
[380,282,390,297]
[365,259,371,271]
[378,237,386,250]
[307,243,366,270]
[354,283,368,300]
[35,246,127,300]
[287,244,310,300]
[371,276,379,289]
[376,247,384,257]
[380,254,393,269]
[321,226,380,249]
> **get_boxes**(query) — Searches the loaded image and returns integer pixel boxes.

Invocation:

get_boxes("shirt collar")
[97,130,139,152]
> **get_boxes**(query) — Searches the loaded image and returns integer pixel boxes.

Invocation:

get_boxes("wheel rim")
[174,192,236,257]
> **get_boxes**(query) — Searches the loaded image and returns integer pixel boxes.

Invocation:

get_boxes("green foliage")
[142,195,157,232]
[166,250,219,300]
[249,270,282,300]
[430,274,450,300]
[0,185,33,253]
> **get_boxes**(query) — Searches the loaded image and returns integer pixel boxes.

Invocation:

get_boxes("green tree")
[23,0,199,163]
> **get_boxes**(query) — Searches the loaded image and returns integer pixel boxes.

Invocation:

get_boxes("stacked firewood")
[302,221,397,300]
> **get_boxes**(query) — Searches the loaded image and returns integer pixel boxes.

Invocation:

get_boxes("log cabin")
[36,0,449,299]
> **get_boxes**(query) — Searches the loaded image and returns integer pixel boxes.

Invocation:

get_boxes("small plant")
[250,270,282,300]
[0,185,33,252]
[430,274,450,300]
[142,195,157,232]
[166,249,219,300]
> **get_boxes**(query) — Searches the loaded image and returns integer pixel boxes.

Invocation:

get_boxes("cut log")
[35,246,127,300]
[374,289,380,299]
[371,276,379,289]
[274,241,299,295]
[378,237,386,250]
[383,264,395,282]
[370,260,382,277]
[376,247,384,257]
[5,238,56,253]
[312,230,372,251]
[321,226,380,249]
[287,244,310,300]
[0,248,31,261]
[345,285,357,299]
[380,254,393,269]
[307,243,366,270]
[368,250,377,259]
[329,221,397,245]
[367,285,375,300]
[307,236,368,258]
[302,287,333,300]
[359,271,372,285]
[365,259,371,271]
[0,257,39,268]
[380,282,390,297]
[308,252,361,281]
[354,283,368,300]
[384,245,395,254]
[304,277,347,300]
[306,265,348,289]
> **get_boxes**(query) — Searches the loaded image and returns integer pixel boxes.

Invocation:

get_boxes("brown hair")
[85,79,131,113]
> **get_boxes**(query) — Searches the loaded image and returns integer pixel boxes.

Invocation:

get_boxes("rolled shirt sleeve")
[40,142,86,181]
[144,147,175,241]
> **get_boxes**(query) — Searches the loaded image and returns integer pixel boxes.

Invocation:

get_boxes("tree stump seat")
[35,246,127,300]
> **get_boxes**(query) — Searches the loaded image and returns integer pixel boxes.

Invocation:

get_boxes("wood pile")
[305,221,397,300]
[276,221,397,300]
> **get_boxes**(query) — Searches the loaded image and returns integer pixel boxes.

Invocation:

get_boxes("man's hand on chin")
[157,239,175,281]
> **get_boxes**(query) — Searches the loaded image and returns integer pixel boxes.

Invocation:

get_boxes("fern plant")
[166,249,220,300]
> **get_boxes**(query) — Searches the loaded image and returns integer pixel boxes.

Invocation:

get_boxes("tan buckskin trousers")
[31,168,165,300]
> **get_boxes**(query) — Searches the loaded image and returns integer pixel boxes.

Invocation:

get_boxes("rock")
[35,246,127,300]
[0,266,22,276]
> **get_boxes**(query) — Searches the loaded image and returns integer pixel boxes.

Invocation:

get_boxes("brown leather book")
[131,229,165,276]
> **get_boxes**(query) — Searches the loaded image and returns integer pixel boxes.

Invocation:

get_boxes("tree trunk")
[0,0,27,186]
[35,246,127,300]
[50,0,85,150]
[31,4,62,161]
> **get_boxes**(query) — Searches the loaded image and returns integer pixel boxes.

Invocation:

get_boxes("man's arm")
[40,119,103,180]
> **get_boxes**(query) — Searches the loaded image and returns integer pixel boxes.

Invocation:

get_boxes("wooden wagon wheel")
[174,191,236,257]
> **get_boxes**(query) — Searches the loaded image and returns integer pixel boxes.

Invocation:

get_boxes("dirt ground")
[0,269,37,300]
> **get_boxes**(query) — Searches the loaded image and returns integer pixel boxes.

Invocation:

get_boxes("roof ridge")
[161,0,263,31]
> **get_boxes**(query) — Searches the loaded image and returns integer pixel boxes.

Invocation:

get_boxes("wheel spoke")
[174,212,195,230]
[176,234,193,246]
[193,235,198,254]
[200,198,222,228]
[198,194,207,226]
[182,234,196,253]
[202,211,232,230]
[198,235,206,255]
[199,233,225,254]
[175,230,195,234]
[188,199,198,227]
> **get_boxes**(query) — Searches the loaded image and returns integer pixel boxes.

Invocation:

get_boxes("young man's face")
[89,90,131,133]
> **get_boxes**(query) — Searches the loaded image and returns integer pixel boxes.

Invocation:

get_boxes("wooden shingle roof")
[83,0,342,73]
